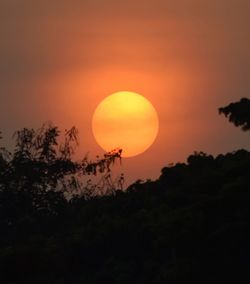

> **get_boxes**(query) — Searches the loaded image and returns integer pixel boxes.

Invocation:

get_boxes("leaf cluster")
[219,97,250,131]
[0,124,122,220]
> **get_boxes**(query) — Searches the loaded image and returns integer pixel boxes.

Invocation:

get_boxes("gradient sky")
[1,0,250,185]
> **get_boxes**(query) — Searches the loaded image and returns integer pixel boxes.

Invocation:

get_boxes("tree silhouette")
[219,98,250,131]
[0,123,122,222]
[1,106,250,284]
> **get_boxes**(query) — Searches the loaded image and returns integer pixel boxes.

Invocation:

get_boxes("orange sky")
[1,0,250,184]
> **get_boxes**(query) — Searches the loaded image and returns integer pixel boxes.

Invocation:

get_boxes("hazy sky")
[1,0,250,184]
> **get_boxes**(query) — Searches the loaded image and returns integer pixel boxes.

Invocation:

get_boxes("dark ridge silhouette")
[219,97,250,131]
[0,100,250,284]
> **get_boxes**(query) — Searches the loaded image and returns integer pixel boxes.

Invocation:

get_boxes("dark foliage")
[219,97,250,131]
[1,101,250,284]
[0,124,122,230]
[1,143,250,283]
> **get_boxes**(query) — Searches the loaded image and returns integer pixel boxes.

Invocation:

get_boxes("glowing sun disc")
[92,91,159,158]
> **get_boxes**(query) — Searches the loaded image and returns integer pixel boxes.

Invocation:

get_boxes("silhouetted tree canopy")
[219,97,250,131]
[0,124,122,224]
[0,148,249,284]
[0,106,250,284]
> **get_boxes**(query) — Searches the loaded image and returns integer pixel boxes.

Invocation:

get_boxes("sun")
[92,91,159,158]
